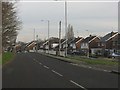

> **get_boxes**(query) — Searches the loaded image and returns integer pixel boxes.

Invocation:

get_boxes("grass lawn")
[0,54,2,65]
[66,55,118,66]
[2,52,15,65]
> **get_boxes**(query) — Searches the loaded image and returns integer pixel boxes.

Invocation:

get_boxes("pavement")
[2,52,119,88]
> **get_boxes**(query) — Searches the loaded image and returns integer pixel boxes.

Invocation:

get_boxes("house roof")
[69,37,83,44]
[106,32,118,41]
[101,31,118,42]
[53,39,66,48]
[83,35,96,43]
[76,37,84,44]
[27,41,36,47]
[42,37,59,45]
[52,43,59,48]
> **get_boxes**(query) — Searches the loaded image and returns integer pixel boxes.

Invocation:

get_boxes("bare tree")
[65,24,74,40]
[2,1,21,51]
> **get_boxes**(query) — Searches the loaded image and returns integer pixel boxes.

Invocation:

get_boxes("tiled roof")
[101,31,117,42]
[69,37,82,44]
[83,35,96,43]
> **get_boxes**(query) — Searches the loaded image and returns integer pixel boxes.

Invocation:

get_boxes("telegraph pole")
[48,20,50,54]
[65,0,67,57]
[36,35,38,52]
[86,30,89,58]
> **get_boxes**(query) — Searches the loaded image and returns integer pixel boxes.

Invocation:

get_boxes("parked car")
[111,52,120,58]
[67,50,85,55]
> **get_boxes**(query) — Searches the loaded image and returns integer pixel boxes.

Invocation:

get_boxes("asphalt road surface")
[2,52,118,88]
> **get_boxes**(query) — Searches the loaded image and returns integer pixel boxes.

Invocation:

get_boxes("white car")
[111,52,120,58]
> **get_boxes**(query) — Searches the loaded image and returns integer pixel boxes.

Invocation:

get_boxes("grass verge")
[67,55,118,66]
[0,54,2,65]
[2,52,15,65]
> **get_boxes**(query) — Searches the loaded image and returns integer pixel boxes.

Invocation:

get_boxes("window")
[112,41,116,46]
[102,43,104,46]
[98,43,100,46]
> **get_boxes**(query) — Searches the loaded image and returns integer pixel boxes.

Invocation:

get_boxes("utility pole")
[59,21,61,56]
[65,0,67,57]
[48,20,50,54]
[36,35,38,52]
[41,20,50,54]
[86,30,89,58]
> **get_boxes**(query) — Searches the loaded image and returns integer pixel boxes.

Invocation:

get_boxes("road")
[2,52,118,88]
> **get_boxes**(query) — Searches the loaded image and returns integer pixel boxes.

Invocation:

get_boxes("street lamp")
[55,0,68,57]
[41,20,50,54]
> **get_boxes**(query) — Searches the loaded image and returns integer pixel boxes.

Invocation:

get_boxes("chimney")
[111,31,114,36]
[89,34,92,37]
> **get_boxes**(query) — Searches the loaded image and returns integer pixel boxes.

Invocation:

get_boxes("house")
[67,37,83,52]
[14,44,21,52]
[54,39,66,51]
[101,31,120,56]
[25,41,37,52]
[38,41,45,50]
[81,35,102,55]
[54,37,83,53]
[74,37,84,51]
[42,37,59,50]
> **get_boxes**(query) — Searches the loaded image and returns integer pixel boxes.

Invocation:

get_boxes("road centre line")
[70,80,87,90]
[33,59,36,61]
[32,57,87,89]
[43,65,49,69]
[51,70,63,77]
[35,60,39,63]
[39,62,42,65]
[33,59,42,65]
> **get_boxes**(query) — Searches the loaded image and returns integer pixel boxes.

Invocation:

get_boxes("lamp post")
[41,20,50,54]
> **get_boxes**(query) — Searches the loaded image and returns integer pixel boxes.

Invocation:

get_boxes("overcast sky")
[16,0,118,42]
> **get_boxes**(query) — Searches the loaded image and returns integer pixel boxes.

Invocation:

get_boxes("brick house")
[67,37,83,52]
[81,35,102,55]
[101,31,120,56]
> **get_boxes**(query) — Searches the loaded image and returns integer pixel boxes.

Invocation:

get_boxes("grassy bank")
[0,54,2,65]
[2,52,14,65]
[67,55,118,66]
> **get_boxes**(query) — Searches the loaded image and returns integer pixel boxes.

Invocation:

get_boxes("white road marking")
[43,65,49,69]
[70,80,87,90]
[35,60,39,63]
[39,62,42,65]
[52,70,63,77]
[88,67,92,68]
